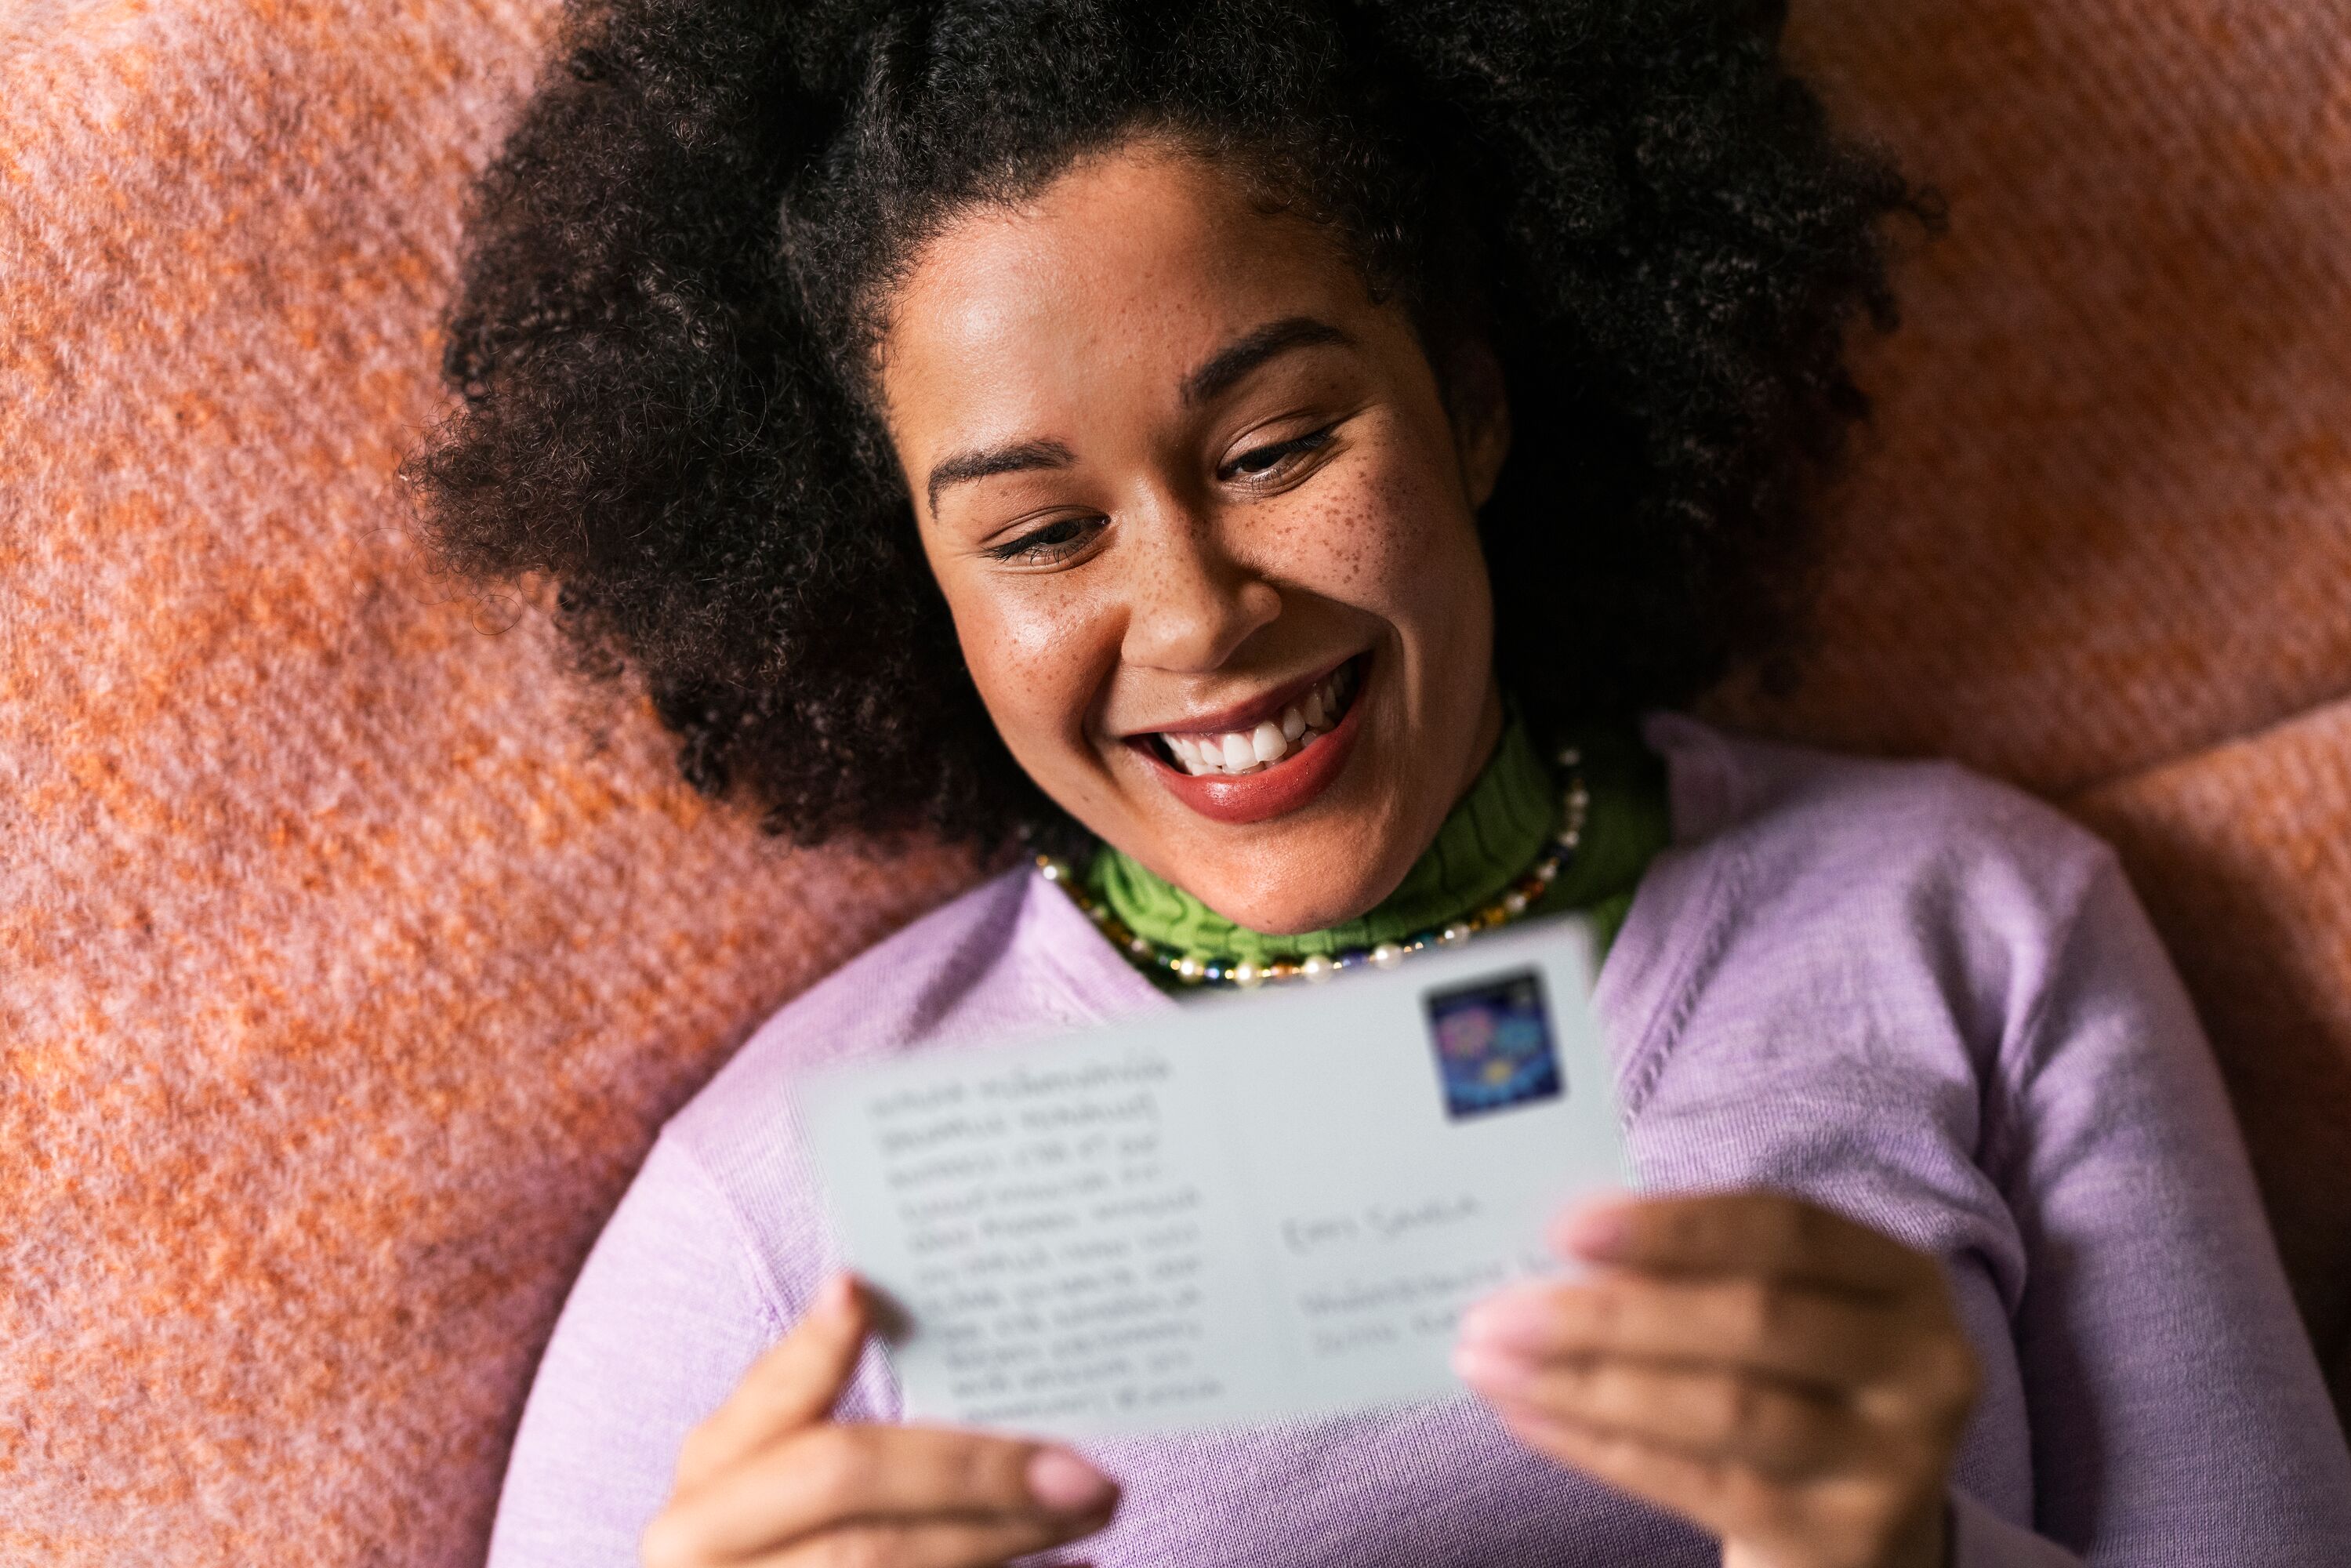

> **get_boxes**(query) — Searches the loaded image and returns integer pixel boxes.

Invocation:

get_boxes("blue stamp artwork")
[1424,967,1563,1120]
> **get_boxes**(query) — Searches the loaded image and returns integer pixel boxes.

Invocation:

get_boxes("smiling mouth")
[1144,657,1360,777]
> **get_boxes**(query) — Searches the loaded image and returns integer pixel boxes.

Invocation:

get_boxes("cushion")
[4,0,2344,1559]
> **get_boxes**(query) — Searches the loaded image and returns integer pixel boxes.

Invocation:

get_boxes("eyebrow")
[1181,315,1352,407]
[920,316,1352,517]
[925,437,1075,515]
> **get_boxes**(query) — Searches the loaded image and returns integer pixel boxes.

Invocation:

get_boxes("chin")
[1180,838,1409,935]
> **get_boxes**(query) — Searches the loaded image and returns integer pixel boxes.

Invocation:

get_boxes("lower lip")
[1133,658,1369,826]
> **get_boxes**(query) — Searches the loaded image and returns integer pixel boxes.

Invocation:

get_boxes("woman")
[407,2,2351,1564]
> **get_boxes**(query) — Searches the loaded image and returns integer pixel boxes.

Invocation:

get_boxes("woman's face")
[876,143,1509,934]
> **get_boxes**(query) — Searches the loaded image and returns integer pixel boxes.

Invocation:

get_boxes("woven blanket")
[3,1,2345,1563]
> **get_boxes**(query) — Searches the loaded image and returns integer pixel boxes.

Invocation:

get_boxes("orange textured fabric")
[0,1,979,1561]
[1713,2,2351,792]
[4,2,2346,1565]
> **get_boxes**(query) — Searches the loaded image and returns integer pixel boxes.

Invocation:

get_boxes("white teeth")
[1156,660,1357,776]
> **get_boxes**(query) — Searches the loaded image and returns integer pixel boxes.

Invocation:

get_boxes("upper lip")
[1117,652,1359,740]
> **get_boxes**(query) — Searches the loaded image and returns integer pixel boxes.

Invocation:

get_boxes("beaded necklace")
[1036,746,1591,990]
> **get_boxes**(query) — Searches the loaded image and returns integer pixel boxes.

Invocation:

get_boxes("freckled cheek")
[951,588,1123,760]
[1285,457,1483,620]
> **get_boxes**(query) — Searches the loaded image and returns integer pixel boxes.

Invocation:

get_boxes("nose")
[1117,500,1282,674]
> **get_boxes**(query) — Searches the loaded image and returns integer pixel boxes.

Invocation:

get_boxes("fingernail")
[816,1272,857,1316]
[1450,1341,1533,1394]
[1457,1286,1556,1351]
[1553,1199,1631,1260]
[1026,1447,1116,1515]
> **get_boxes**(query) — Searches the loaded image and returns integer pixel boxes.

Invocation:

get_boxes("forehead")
[876,146,1371,447]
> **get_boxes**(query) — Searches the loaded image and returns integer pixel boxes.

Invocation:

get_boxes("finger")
[747,1508,1113,1568]
[1458,1348,1856,1479]
[678,1273,870,1491]
[1490,1403,1762,1544]
[1457,1273,1913,1390]
[673,1425,1116,1562]
[1553,1192,1938,1299]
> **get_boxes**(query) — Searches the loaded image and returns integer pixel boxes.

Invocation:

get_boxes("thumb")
[676,1272,871,1490]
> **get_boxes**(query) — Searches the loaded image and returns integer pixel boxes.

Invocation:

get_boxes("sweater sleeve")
[1978,845,2351,1563]
[484,1132,786,1568]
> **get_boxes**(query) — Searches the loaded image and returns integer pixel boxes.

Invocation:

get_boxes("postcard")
[791,914,1631,1440]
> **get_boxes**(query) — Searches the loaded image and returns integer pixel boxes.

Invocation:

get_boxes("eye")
[985,514,1105,565]
[1219,424,1337,483]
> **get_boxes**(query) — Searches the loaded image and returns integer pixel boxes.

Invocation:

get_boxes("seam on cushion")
[2066,686,2351,808]
[658,1130,793,1340]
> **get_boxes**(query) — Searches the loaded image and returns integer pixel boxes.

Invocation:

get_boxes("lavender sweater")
[485,713,2351,1566]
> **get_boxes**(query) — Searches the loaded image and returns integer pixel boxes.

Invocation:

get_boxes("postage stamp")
[1423,967,1563,1120]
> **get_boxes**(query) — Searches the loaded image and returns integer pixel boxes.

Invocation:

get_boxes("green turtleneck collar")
[1081,706,1671,977]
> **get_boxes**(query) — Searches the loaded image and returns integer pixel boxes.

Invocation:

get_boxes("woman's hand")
[1453,1192,1979,1568]
[640,1273,1119,1568]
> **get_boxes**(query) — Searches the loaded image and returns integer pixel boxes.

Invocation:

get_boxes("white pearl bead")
[1301,953,1336,982]
[1370,942,1404,969]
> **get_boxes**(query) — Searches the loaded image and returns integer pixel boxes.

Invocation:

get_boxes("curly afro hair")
[404,0,1935,850]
